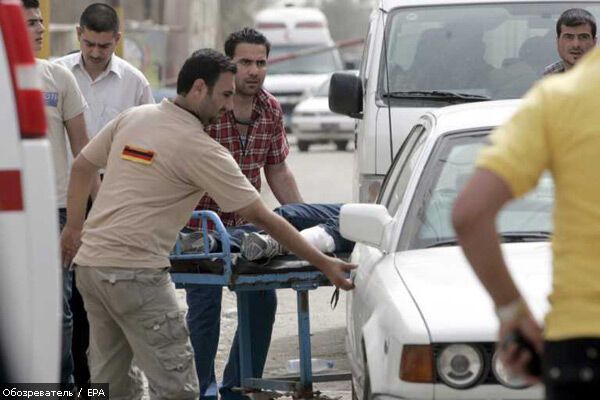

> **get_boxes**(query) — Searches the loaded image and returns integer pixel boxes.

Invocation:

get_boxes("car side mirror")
[329,72,363,119]
[339,204,392,249]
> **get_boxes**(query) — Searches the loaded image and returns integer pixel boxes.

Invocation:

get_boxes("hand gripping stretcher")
[169,211,350,399]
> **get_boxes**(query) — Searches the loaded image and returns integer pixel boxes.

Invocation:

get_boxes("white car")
[340,100,552,399]
[291,76,355,151]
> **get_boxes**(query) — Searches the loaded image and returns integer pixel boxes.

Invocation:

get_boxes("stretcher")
[169,210,350,399]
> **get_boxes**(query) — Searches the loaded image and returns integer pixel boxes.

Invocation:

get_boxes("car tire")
[335,140,347,151]
[298,140,310,152]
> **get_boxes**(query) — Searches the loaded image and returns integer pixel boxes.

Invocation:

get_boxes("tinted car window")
[399,133,554,250]
[379,124,427,215]
[380,3,600,102]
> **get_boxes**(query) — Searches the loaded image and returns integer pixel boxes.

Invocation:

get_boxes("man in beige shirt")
[60,49,354,399]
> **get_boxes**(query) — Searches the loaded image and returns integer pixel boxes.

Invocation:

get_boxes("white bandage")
[300,225,335,253]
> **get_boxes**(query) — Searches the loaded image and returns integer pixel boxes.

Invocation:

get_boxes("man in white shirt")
[54,2,154,138]
[22,0,90,386]
[53,2,154,389]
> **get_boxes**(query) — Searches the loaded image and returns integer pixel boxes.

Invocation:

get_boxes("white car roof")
[381,0,600,10]
[425,99,521,138]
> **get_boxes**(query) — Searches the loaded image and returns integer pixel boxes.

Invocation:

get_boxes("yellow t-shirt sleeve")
[476,84,551,198]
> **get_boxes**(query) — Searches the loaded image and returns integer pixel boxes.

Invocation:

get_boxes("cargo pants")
[76,266,199,400]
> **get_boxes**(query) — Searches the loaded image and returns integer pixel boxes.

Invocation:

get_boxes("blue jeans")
[273,203,353,253]
[58,208,74,385]
[186,203,351,399]
[219,203,352,254]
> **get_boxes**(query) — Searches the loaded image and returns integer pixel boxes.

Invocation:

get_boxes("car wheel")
[335,140,347,151]
[298,140,310,152]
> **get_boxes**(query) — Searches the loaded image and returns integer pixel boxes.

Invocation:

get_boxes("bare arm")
[264,161,303,204]
[64,113,101,200]
[64,113,88,157]
[236,198,354,290]
[452,168,543,374]
[60,154,100,264]
[452,168,520,306]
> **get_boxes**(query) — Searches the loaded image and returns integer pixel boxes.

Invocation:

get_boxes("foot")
[240,232,286,261]
[177,230,216,253]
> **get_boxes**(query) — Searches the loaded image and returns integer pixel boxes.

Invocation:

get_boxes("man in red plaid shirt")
[186,28,304,400]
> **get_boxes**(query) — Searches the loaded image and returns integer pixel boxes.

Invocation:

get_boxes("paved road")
[179,140,356,399]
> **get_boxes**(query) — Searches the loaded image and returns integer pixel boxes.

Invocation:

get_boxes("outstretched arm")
[453,168,543,379]
[236,199,354,290]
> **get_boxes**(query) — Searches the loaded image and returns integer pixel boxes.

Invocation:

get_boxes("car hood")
[394,243,552,343]
[264,74,329,94]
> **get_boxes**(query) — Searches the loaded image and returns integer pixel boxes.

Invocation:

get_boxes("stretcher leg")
[237,291,254,382]
[297,289,314,398]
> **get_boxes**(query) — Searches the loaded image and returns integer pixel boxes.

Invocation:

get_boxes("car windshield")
[269,45,342,74]
[380,3,600,103]
[400,133,554,250]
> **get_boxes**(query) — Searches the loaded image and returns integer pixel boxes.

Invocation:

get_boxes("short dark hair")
[177,49,237,95]
[224,27,271,58]
[79,3,120,34]
[21,0,40,9]
[556,8,597,37]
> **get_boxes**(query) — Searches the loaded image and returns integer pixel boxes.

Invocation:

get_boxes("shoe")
[240,232,285,261]
[177,230,216,253]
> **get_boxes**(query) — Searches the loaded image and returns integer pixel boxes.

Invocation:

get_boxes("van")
[255,5,343,130]
[0,0,61,382]
[330,0,600,202]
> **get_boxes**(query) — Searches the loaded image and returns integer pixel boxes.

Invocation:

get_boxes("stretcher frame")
[170,210,350,399]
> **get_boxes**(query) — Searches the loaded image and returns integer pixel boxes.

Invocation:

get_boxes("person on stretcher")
[178,203,355,261]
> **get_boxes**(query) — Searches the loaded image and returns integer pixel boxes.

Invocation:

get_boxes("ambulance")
[0,0,61,382]
[255,5,343,130]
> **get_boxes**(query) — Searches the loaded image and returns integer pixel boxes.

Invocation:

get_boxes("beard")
[236,80,262,96]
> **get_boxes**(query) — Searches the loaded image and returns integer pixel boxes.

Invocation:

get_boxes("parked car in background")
[0,0,61,382]
[340,100,552,399]
[330,0,600,202]
[256,5,343,131]
[291,74,355,151]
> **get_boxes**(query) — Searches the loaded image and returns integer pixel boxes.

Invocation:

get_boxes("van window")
[269,45,342,75]
[380,3,600,102]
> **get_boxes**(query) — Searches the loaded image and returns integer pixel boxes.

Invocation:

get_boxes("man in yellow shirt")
[453,47,600,398]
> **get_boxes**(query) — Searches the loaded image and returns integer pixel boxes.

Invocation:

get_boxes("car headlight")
[492,350,530,389]
[436,344,484,389]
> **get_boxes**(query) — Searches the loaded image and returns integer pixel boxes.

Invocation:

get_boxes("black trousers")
[544,338,600,400]
[70,278,90,388]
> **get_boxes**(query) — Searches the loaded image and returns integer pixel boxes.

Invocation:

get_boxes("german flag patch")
[121,145,155,165]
